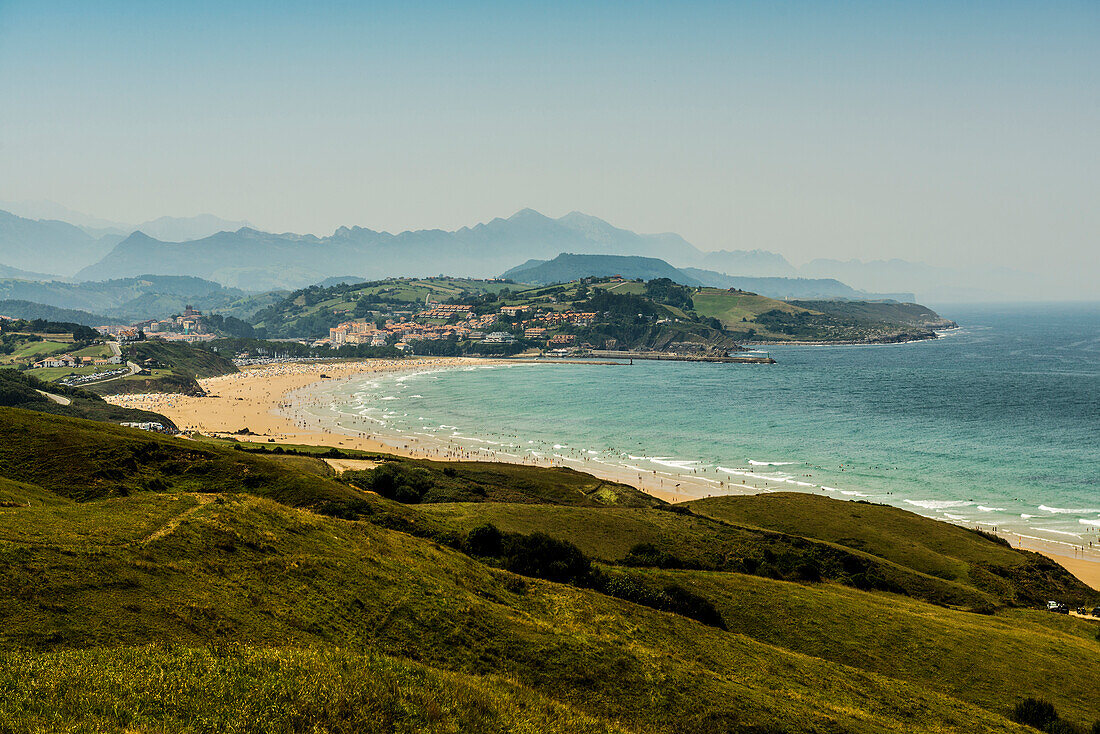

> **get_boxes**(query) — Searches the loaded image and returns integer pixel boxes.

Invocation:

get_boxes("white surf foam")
[1038,505,1100,515]
[904,499,975,510]
[1041,528,1084,538]
[650,458,700,470]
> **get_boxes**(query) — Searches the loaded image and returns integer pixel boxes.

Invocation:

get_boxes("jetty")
[566,350,775,364]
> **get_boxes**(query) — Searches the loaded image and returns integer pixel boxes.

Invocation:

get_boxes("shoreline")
[104,357,1100,591]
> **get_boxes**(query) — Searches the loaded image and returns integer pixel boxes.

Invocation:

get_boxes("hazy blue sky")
[1,1,1096,279]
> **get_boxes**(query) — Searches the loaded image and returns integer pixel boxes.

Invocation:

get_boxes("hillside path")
[35,389,71,406]
[140,494,216,545]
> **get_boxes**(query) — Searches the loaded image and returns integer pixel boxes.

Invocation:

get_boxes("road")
[81,342,140,386]
[35,389,72,406]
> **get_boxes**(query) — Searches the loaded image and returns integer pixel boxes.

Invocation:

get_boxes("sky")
[0,0,1097,283]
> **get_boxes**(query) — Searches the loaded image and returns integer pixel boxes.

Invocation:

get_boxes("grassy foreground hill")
[0,408,1098,733]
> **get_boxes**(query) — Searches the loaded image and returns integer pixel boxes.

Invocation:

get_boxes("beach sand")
[105,358,746,503]
[105,358,1100,589]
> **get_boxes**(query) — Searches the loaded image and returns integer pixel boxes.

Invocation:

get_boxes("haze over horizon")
[1,1,1097,296]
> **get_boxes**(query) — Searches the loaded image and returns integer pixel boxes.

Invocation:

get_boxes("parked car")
[1045,601,1069,614]
[1093,606,1100,617]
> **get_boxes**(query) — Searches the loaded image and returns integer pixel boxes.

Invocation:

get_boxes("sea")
[294,303,1100,549]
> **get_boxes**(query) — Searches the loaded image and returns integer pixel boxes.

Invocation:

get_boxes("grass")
[688,290,951,342]
[632,567,1100,725]
[0,408,367,510]
[0,645,629,734]
[69,343,113,359]
[88,369,208,396]
[344,458,665,507]
[414,501,1038,609]
[2,409,1098,732]
[0,491,1035,733]
[0,338,70,364]
[125,341,239,379]
[691,288,809,328]
[687,494,1094,606]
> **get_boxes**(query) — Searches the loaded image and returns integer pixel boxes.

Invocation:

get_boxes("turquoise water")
[299,303,1100,547]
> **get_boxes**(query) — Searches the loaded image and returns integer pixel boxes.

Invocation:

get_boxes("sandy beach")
[105,358,1100,591]
[105,357,758,504]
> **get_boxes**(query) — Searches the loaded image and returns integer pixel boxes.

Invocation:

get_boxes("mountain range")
[0,206,1050,300]
[73,210,708,291]
[0,200,251,241]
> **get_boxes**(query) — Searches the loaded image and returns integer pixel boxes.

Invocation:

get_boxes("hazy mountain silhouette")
[75,210,710,291]
[0,210,120,276]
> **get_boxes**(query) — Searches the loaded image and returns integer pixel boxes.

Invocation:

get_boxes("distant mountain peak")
[508,207,546,220]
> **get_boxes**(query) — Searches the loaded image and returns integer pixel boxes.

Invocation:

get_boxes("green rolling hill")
[0,409,1097,732]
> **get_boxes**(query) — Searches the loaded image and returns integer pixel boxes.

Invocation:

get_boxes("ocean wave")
[976,506,1006,512]
[1040,528,1083,538]
[748,460,797,466]
[394,370,439,383]
[1079,518,1100,526]
[650,458,700,470]
[1020,514,1035,519]
[904,499,975,510]
[380,396,399,401]
[1038,505,1100,515]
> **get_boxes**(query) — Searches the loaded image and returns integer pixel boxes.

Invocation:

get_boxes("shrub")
[363,463,434,503]
[661,583,727,630]
[593,573,726,630]
[621,542,698,570]
[501,532,591,585]
[1012,698,1058,730]
[464,524,503,557]
[794,561,822,582]
[969,527,1012,548]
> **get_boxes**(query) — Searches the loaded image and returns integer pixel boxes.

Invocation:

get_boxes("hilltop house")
[34,355,78,369]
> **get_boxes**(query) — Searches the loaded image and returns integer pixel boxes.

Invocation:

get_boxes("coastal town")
[325,302,600,353]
